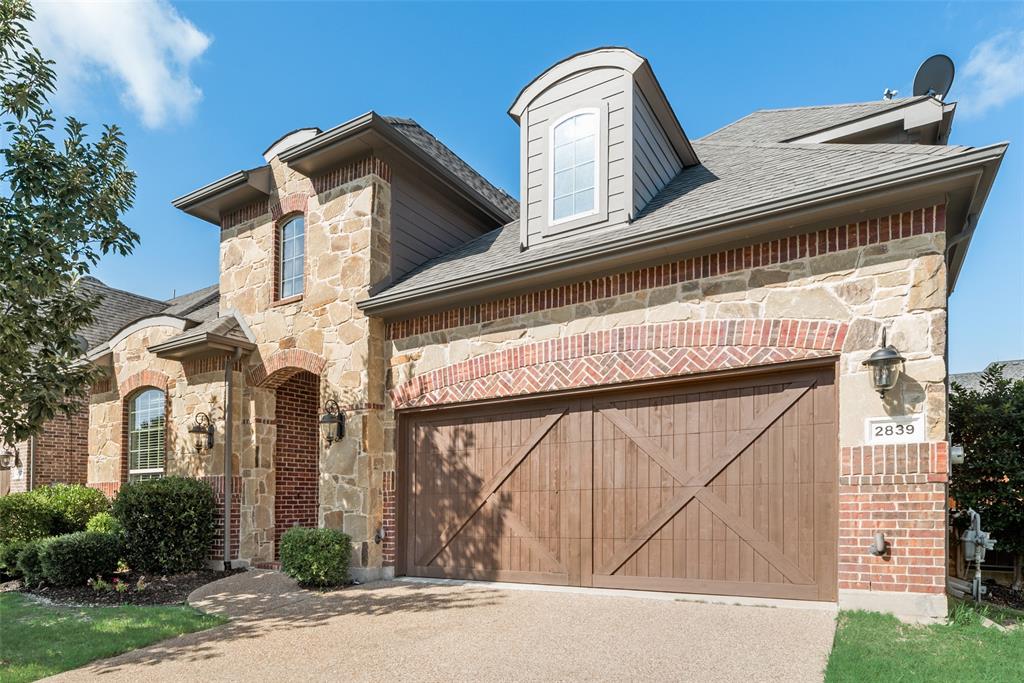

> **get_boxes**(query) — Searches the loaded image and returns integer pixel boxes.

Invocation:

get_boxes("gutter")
[360,142,1007,318]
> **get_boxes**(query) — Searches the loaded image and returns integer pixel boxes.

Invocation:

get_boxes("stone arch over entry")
[248,349,326,389]
[390,319,849,409]
[271,369,321,558]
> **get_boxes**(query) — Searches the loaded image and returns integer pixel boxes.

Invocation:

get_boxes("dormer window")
[550,109,599,224]
[278,215,305,299]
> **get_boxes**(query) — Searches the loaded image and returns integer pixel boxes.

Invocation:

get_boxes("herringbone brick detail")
[392,319,847,408]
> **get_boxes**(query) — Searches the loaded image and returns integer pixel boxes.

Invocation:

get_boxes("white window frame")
[127,388,166,481]
[278,215,305,300]
[548,107,601,227]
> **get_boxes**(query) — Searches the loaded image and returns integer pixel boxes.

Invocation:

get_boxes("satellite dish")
[913,54,955,99]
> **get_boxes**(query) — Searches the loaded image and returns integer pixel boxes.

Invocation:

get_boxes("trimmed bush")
[279,527,352,588]
[31,483,109,534]
[0,492,56,543]
[0,540,29,579]
[112,476,216,574]
[16,538,53,586]
[85,511,122,535]
[40,531,121,586]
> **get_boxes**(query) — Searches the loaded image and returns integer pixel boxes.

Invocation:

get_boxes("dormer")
[510,47,698,249]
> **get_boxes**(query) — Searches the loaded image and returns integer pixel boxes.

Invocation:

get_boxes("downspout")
[28,435,35,491]
[223,347,242,568]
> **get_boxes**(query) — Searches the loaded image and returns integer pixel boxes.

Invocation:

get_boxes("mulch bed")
[985,582,1024,612]
[18,568,244,607]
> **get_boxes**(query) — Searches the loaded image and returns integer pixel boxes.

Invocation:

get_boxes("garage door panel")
[405,366,837,601]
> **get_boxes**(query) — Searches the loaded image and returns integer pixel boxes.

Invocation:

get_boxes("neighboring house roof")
[383,117,520,219]
[701,97,931,143]
[362,135,1005,314]
[952,360,1024,391]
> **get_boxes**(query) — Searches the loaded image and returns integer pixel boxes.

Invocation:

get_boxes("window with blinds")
[128,388,166,481]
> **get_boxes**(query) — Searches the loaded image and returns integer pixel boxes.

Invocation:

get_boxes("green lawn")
[825,604,1024,682]
[0,593,225,683]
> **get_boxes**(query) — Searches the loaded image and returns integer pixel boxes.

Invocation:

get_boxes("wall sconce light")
[189,412,215,453]
[870,531,889,556]
[320,399,345,445]
[0,447,21,471]
[862,328,905,398]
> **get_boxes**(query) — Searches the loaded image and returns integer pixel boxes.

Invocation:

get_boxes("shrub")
[86,511,122,535]
[0,492,56,543]
[31,483,109,534]
[0,540,29,579]
[40,532,121,587]
[279,527,352,588]
[16,538,53,586]
[112,476,216,574]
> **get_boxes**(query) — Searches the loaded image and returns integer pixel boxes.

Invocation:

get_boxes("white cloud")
[31,0,212,128]
[957,31,1024,119]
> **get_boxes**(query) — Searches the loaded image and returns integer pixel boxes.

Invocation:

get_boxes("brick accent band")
[387,205,945,340]
[391,319,848,409]
[87,481,121,498]
[248,349,327,388]
[118,369,171,398]
[220,156,391,230]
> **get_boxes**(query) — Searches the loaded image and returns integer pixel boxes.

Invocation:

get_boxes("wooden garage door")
[402,365,837,601]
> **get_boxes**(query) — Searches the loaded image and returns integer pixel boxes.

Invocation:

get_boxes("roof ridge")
[753,96,926,113]
[78,276,168,307]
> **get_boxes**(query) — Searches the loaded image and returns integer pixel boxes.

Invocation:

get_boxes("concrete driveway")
[49,570,837,682]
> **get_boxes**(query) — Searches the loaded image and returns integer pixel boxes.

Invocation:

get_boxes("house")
[951,359,1024,391]
[18,47,1008,620]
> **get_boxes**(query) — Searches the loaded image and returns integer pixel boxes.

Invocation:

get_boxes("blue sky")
[30,1,1023,373]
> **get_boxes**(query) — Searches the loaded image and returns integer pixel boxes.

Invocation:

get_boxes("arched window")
[278,215,305,299]
[550,109,598,224]
[128,388,165,481]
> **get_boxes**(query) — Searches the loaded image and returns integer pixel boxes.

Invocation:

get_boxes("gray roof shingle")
[371,137,979,301]
[952,360,1024,391]
[76,277,169,350]
[701,97,929,143]
[384,117,519,220]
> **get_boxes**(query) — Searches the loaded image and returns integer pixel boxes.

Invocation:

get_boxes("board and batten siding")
[389,170,496,282]
[523,67,630,247]
[632,82,683,215]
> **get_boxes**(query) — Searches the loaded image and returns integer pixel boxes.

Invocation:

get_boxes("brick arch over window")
[118,370,171,398]
[269,192,312,221]
[248,349,326,389]
[391,319,849,409]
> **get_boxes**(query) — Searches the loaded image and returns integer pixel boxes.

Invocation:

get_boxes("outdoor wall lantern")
[862,328,905,398]
[189,412,215,453]
[0,447,20,471]
[320,399,345,445]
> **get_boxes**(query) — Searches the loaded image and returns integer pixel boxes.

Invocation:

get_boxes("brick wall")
[8,404,90,493]
[381,469,396,566]
[206,474,242,562]
[839,442,948,595]
[273,370,320,558]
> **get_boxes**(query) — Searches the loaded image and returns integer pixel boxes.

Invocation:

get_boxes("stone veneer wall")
[384,205,949,613]
[8,405,90,493]
[219,156,392,572]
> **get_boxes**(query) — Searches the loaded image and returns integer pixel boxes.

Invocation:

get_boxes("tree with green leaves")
[950,363,1024,590]
[0,0,137,449]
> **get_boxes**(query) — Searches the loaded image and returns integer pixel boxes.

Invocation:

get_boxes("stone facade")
[384,205,950,612]
[78,156,393,578]
[73,155,950,615]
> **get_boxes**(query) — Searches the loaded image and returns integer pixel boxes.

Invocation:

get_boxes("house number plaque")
[864,414,924,445]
